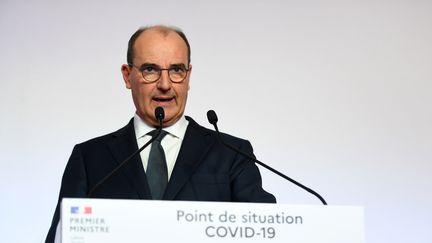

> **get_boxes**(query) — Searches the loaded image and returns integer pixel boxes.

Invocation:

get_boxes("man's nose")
[156,70,172,90]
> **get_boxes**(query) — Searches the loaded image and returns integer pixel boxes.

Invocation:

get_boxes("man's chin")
[161,114,182,127]
[140,107,182,127]
[152,99,176,109]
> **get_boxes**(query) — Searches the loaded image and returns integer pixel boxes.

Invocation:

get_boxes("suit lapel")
[163,117,215,200]
[107,119,152,199]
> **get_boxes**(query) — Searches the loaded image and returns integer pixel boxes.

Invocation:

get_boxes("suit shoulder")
[186,116,250,145]
[76,119,134,148]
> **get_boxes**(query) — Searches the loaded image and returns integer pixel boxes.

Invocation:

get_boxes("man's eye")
[142,66,158,72]
[171,66,185,72]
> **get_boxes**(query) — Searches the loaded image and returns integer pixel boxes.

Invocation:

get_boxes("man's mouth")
[152,96,175,104]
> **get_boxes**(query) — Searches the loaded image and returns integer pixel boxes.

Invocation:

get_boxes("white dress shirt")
[133,113,189,180]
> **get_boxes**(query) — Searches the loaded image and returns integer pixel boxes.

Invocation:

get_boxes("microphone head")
[207,110,218,125]
[155,107,165,121]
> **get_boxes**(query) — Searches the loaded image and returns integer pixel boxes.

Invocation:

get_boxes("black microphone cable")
[207,110,327,205]
[87,107,165,197]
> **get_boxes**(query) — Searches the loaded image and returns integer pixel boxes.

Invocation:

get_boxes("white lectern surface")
[61,198,364,243]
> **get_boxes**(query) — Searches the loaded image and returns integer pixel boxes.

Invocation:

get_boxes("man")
[46,25,275,242]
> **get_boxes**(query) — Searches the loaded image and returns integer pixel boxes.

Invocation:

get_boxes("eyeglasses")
[129,63,189,83]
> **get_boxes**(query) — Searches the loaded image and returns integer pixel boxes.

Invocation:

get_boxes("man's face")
[121,29,191,127]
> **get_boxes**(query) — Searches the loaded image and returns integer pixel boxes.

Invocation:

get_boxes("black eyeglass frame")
[128,63,190,83]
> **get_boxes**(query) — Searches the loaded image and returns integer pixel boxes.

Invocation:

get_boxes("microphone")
[206,110,327,205]
[87,107,165,197]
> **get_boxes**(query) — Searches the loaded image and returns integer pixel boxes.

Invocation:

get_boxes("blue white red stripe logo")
[71,206,92,214]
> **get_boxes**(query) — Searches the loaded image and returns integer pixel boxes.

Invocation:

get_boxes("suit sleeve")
[45,145,88,243]
[230,140,276,203]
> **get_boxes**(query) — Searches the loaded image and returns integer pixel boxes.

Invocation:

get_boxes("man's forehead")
[133,30,188,63]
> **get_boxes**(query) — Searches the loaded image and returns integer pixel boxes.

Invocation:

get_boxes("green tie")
[146,130,169,199]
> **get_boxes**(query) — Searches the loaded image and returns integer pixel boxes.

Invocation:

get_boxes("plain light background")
[1,0,431,242]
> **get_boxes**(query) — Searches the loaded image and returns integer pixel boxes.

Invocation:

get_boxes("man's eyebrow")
[169,63,187,67]
[138,63,187,69]
[139,62,158,68]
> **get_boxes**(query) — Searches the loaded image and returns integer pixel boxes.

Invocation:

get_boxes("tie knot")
[148,130,168,142]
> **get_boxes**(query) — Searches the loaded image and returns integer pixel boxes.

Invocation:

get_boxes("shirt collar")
[133,113,189,140]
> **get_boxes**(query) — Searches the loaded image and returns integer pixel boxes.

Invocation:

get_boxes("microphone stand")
[207,110,327,205]
[87,107,165,197]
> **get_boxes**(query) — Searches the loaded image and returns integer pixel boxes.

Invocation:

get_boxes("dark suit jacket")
[45,116,275,242]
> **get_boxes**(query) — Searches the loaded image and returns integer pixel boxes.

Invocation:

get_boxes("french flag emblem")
[70,206,92,214]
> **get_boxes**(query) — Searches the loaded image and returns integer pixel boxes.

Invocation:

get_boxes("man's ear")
[121,64,132,89]
[187,64,192,90]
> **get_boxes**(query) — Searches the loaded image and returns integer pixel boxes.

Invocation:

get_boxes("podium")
[60,198,365,243]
